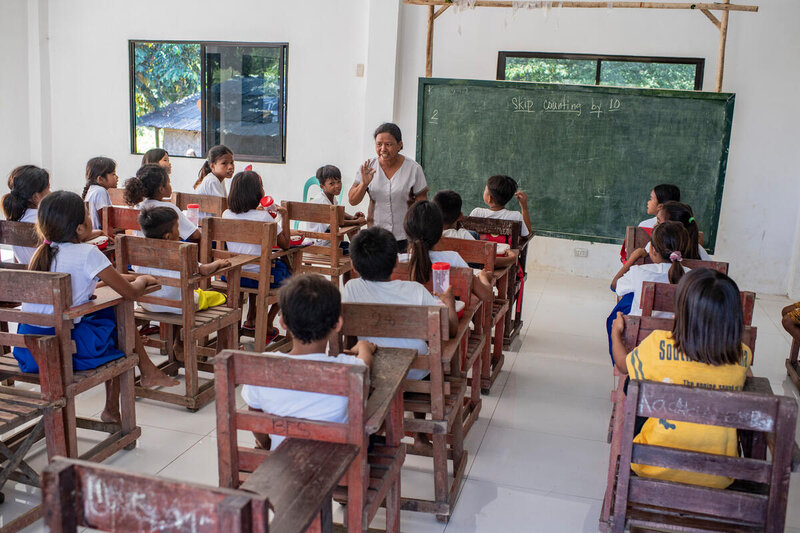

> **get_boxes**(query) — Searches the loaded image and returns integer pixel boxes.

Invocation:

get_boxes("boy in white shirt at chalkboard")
[469,175,531,238]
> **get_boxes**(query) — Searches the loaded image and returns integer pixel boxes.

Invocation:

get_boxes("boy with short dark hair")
[469,175,531,237]
[305,165,366,251]
[242,273,376,450]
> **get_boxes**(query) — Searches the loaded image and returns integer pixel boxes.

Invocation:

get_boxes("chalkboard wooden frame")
[415,77,734,252]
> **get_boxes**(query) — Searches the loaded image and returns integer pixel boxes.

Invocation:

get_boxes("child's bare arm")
[341,211,366,226]
[494,249,518,268]
[472,270,495,302]
[199,259,231,276]
[352,340,376,370]
[611,259,636,291]
[96,266,158,300]
[515,190,532,235]
[610,312,629,374]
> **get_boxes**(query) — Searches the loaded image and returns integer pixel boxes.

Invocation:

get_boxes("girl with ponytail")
[82,156,118,230]
[657,201,710,260]
[16,191,178,420]
[401,200,493,301]
[141,148,171,175]
[607,221,691,360]
[194,145,234,196]
[123,164,200,242]
[1,165,50,266]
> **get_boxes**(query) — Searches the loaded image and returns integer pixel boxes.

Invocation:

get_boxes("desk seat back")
[622,315,757,355]
[0,269,71,330]
[201,217,277,283]
[43,457,269,533]
[460,217,522,249]
[435,237,496,271]
[614,379,796,532]
[215,349,367,488]
[100,206,141,236]
[173,191,227,218]
[390,263,473,304]
[283,200,345,260]
[0,219,38,249]
[641,281,755,325]
[107,188,127,206]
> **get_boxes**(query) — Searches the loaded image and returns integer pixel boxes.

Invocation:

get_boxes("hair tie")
[688,217,695,224]
[43,239,52,245]
[669,251,682,262]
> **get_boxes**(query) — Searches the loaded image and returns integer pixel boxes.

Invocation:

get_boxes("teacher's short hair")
[373,123,402,143]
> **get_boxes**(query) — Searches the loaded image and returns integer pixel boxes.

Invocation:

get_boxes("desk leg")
[385,392,403,532]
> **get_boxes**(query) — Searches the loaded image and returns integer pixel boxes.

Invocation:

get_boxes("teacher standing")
[349,123,428,252]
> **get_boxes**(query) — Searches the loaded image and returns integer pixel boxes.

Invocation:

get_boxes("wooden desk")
[743,376,800,471]
[364,347,417,435]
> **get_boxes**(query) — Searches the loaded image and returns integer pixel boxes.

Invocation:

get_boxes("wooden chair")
[333,302,466,522]
[460,216,528,347]
[201,217,282,353]
[0,269,141,461]
[0,220,38,356]
[107,188,127,206]
[173,191,228,218]
[436,236,511,394]
[215,349,394,532]
[0,332,66,531]
[601,379,796,533]
[390,263,486,436]
[42,457,270,533]
[624,225,706,265]
[100,205,140,236]
[114,235,243,411]
[283,200,362,286]
[602,314,758,525]
[640,281,756,324]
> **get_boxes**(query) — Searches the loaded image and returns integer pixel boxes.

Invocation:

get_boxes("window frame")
[497,51,704,91]
[128,39,289,163]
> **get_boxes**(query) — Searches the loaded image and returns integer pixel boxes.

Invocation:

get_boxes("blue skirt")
[221,257,291,290]
[606,292,634,364]
[13,307,124,373]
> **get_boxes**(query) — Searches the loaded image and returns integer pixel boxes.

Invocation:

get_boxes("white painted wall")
[2,0,798,295]
[395,1,800,295]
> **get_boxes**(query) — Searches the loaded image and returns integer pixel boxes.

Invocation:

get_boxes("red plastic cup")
[260,196,274,208]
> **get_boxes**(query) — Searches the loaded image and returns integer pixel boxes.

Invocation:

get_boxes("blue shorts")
[221,258,291,290]
[13,306,124,373]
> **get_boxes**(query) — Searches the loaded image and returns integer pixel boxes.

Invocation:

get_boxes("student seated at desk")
[609,268,753,489]
[433,189,518,269]
[304,165,365,252]
[132,207,230,360]
[402,200,494,301]
[82,157,118,231]
[2,164,50,266]
[194,145,234,199]
[13,192,179,419]
[468,174,531,238]
[621,183,681,263]
[242,274,376,451]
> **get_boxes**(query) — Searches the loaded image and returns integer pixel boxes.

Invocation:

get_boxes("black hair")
[433,190,462,226]
[138,206,179,239]
[82,157,116,199]
[29,191,86,272]
[278,274,341,344]
[487,175,518,207]
[316,165,342,186]
[659,201,702,260]
[653,184,681,204]
[141,148,168,167]
[404,200,443,284]
[2,165,50,222]
[227,171,264,214]
[350,227,398,281]
[195,144,233,188]
[672,268,744,366]
[373,123,402,143]
[650,221,689,285]
[124,164,169,206]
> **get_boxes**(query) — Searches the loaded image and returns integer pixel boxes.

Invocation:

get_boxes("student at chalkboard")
[606,221,690,362]
[469,175,531,238]
[621,184,681,263]
[628,201,711,264]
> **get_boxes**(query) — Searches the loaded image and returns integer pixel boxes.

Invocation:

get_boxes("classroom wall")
[395,1,800,296]
[0,0,32,177]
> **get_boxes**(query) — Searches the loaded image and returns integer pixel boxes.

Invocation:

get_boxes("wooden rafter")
[406,0,759,91]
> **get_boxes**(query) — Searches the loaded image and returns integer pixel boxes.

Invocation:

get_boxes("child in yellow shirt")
[610,268,752,489]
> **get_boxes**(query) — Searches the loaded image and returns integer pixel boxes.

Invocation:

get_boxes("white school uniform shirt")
[12,208,38,266]
[195,174,227,198]
[468,207,530,237]
[442,228,476,240]
[132,265,199,314]
[643,241,711,261]
[84,184,111,230]
[136,199,197,240]
[241,351,366,450]
[304,193,336,246]
[616,262,689,318]
[397,250,469,269]
[342,278,445,380]
[353,157,427,241]
[638,217,657,229]
[222,208,282,273]
[21,243,111,322]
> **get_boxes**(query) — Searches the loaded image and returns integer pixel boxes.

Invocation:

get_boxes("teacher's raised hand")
[360,160,376,187]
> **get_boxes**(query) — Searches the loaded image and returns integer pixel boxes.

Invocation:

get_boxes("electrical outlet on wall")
[356,64,365,77]
[574,247,589,258]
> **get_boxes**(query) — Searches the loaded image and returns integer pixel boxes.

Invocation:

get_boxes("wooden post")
[426,5,435,77]
[715,0,731,92]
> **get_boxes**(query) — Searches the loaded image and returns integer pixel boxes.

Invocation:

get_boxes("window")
[130,40,288,162]
[498,52,703,91]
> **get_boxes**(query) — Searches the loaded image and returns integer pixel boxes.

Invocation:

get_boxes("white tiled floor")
[3,270,800,532]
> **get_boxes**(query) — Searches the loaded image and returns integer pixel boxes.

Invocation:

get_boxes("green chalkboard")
[416,78,735,252]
